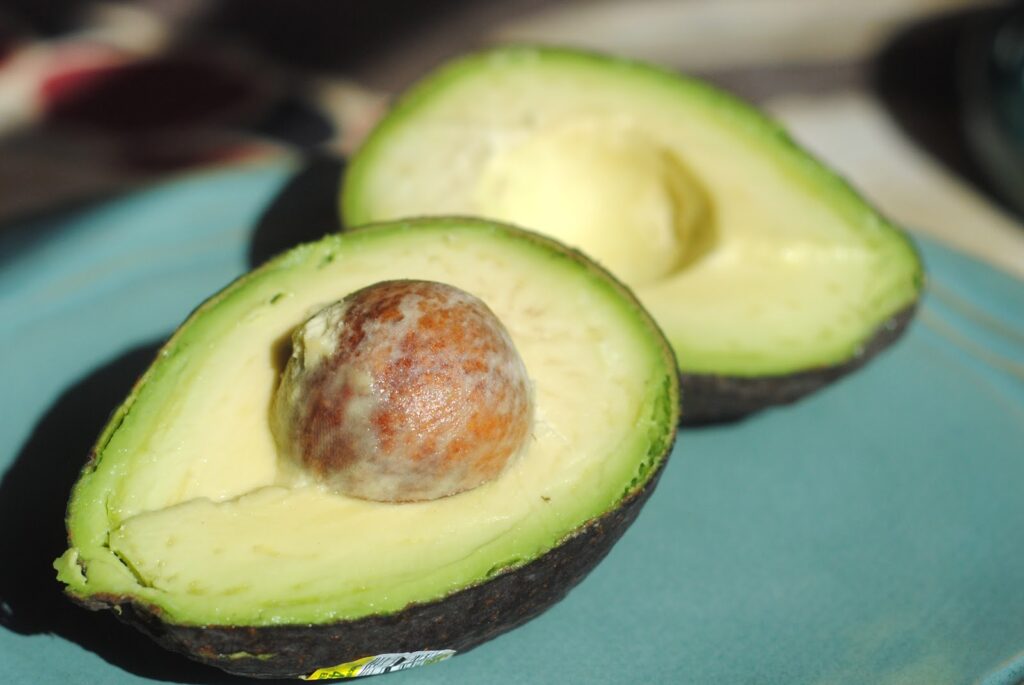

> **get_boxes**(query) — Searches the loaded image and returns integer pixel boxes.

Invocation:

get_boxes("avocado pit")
[271,279,533,502]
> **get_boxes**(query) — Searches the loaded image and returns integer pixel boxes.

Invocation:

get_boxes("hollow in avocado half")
[341,46,924,422]
[54,218,679,679]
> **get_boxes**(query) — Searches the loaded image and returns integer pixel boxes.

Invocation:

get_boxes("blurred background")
[0,0,1022,275]
[2,4,1023,683]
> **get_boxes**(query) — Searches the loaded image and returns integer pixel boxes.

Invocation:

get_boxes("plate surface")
[1,160,1023,685]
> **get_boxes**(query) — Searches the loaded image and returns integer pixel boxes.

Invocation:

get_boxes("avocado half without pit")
[341,46,924,422]
[54,218,679,679]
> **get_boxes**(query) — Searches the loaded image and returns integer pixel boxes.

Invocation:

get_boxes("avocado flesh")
[56,219,677,631]
[343,47,923,381]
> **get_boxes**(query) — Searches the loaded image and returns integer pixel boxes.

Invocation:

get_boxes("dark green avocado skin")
[87,455,670,679]
[680,304,917,424]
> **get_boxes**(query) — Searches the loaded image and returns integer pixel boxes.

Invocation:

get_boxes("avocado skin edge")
[679,303,917,424]
[73,448,670,679]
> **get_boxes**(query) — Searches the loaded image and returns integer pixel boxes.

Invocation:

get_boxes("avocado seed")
[272,280,533,502]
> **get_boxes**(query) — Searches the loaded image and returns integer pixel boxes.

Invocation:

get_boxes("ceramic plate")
[1,160,1022,684]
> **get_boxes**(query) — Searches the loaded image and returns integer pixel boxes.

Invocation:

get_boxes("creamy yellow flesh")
[476,118,709,286]
[346,53,920,375]
[56,224,668,626]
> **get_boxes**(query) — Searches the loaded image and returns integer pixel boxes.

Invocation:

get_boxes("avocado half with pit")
[54,218,679,679]
[342,46,923,422]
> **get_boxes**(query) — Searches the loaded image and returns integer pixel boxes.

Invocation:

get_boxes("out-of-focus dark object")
[960,2,1024,219]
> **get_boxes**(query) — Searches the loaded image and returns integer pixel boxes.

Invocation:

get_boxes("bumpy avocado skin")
[71,456,668,679]
[680,304,917,424]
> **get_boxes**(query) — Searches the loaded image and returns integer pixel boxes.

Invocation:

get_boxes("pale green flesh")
[343,47,922,376]
[56,220,675,626]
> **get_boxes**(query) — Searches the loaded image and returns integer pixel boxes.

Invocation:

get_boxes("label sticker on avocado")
[301,650,456,680]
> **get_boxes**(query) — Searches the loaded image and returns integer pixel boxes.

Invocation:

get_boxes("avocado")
[341,46,924,422]
[54,218,679,678]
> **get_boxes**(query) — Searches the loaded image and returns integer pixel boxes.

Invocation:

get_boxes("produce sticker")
[302,650,456,679]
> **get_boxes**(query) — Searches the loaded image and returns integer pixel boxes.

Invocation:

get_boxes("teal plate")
[1,159,1023,685]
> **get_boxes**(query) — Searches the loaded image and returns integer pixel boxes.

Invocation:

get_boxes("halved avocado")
[342,46,924,422]
[54,218,678,678]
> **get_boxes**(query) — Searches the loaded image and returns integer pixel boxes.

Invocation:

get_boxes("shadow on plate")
[248,153,346,268]
[0,340,293,684]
